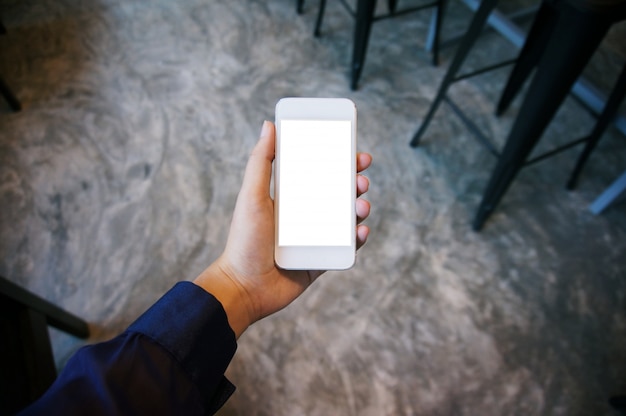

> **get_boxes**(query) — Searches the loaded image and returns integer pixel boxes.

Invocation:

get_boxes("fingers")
[356,225,370,249]
[356,198,370,224]
[357,152,372,173]
[357,174,369,197]
[356,152,371,248]
[356,152,370,199]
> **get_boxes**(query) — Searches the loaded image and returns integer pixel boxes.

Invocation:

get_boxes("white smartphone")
[274,97,357,270]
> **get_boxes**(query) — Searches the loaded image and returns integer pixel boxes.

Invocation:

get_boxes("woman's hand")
[194,121,372,338]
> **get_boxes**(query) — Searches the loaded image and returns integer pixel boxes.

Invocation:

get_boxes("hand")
[194,121,372,337]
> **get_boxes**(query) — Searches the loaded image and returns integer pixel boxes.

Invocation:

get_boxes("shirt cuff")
[127,281,237,410]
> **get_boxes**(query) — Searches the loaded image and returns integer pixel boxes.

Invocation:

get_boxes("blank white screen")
[278,119,352,246]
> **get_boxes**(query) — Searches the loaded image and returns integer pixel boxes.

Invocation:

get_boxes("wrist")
[193,260,255,338]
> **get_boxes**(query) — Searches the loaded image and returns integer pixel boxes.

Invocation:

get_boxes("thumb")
[240,121,275,199]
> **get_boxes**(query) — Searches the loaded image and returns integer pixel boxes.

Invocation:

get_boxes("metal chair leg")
[473,6,612,230]
[0,75,21,112]
[566,63,626,190]
[430,0,447,66]
[410,0,498,147]
[589,170,626,214]
[350,0,377,90]
[496,1,556,116]
[314,0,327,37]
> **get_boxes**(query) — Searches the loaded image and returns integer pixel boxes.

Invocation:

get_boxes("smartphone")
[274,97,357,270]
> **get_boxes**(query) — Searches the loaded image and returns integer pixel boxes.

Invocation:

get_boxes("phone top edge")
[276,97,356,111]
[275,98,356,122]
[276,97,355,104]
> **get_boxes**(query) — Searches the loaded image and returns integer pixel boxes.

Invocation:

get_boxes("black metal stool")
[411,0,626,230]
[0,276,89,414]
[610,395,626,415]
[0,16,22,112]
[313,0,447,90]
[297,0,305,14]
[567,67,626,192]
[0,76,21,112]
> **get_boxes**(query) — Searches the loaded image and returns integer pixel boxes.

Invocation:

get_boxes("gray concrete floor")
[1,0,625,414]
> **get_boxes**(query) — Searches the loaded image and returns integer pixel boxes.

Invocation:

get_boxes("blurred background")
[1,0,625,414]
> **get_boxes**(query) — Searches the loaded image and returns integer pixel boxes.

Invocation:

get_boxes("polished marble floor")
[1,0,625,414]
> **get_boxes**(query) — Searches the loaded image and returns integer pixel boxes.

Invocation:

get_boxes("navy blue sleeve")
[19,282,238,415]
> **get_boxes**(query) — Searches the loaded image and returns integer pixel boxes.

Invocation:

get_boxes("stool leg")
[496,1,557,116]
[566,63,626,190]
[0,298,58,412]
[350,0,377,90]
[430,0,447,66]
[0,277,89,338]
[314,0,327,37]
[0,75,21,112]
[609,395,626,413]
[473,7,612,230]
[297,0,305,14]
[388,0,398,13]
[589,170,626,214]
[410,0,498,147]
[0,17,20,112]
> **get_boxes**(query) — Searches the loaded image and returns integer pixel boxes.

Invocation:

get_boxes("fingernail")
[261,120,271,137]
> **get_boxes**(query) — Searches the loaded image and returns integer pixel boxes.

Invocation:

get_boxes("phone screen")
[278,119,352,247]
